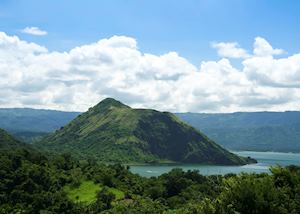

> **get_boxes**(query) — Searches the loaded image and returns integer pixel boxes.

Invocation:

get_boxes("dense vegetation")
[38,98,253,165]
[0,129,299,213]
[0,128,28,150]
[1,146,299,214]
[176,111,300,152]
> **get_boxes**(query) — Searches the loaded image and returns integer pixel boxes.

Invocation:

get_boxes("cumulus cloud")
[21,27,48,36]
[212,42,250,59]
[253,37,284,56]
[243,54,300,89]
[0,32,299,112]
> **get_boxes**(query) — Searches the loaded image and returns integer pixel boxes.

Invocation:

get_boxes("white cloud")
[0,32,299,112]
[253,37,284,56]
[21,27,48,36]
[212,42,250,59]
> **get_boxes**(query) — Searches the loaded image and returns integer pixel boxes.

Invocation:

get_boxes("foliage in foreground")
[0,148,299,214]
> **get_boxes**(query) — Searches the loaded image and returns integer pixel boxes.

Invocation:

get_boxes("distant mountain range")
[0,108,80,142]
[36,98,251,165]
[176,112,300,152]
[0,106,299,153]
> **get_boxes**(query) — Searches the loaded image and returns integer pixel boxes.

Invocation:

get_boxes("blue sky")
[1,0,300,65]
[1,0,300,112]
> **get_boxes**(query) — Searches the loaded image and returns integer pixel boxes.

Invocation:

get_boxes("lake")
[130,151,300,177]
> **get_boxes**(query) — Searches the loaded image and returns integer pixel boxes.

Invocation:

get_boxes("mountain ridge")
[176,112,300,152]
[1,106,299,152]
[37,98,253,165]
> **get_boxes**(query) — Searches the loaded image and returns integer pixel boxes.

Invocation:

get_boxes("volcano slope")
[38,98,255,165]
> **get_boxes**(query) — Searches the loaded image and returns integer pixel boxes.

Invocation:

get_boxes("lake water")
[130,151,300,177]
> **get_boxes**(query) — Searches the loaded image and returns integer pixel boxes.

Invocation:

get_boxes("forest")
[1,147,299,214]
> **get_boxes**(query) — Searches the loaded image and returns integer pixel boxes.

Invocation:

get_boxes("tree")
[92,187,116,212]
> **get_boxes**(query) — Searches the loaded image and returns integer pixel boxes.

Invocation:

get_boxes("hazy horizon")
[1,100,300,114]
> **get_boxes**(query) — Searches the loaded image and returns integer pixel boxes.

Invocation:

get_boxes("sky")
[0,0,300,112]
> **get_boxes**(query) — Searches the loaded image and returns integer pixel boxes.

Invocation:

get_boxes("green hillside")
[38,98,254,165]
[0,128,28,150]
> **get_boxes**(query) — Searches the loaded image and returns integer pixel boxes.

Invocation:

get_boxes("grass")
[108,187,125,200]
[63,180,125,204]
[64,181,100,204]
